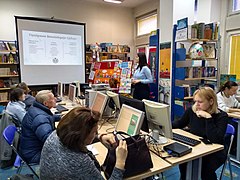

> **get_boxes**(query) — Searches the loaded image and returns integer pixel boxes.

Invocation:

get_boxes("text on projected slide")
[22,30,83,65]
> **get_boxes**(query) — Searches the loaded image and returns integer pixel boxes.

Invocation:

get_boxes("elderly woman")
[172,87,228,180]
[40,107,128,180]
[6,88,26,125]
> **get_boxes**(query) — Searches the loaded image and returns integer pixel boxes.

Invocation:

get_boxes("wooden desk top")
[96,122,172,179]
[163,129,224,166]
[93,142,171,180]
[228,112,240,119]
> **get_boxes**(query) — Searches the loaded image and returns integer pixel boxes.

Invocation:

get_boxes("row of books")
[175,84,199,99]
[0,92,8,101]
[186,66,216,78]
[174,100,194,117]
[0,53,18,63]
[188,22,219,40]
[0,41,17,51]
[0,68,10,75]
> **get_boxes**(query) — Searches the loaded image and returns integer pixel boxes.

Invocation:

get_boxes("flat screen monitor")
[106,91,120,110]
[119,95,149,133]
[57,82,63,97]
[115,104,145,136]
[91,92,108,117]
[68,84,76,102]
[143,99,173,139]
[80,83,91,95]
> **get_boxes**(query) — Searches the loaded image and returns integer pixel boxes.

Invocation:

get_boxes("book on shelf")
[3,42,10,51]
[0,41,6,51]
[204,23,213,40]
[7,42,17,51]
[187,22,219,40]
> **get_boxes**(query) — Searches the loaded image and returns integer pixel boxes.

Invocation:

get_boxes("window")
[232,0,240,12]
[229,35,240,79]
[137,14,157,36]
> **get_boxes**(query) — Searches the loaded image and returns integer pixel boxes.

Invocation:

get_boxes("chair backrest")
[226,124,235,135]
[224,124,235,155]
[2,125,17,145]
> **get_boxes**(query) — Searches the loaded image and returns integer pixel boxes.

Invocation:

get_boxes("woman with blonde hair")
[172,87,228,180]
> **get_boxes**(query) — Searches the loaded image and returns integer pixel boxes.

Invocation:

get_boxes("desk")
[164,129,224,180]
[97,122,172,179]
[228,112,240,161]
[54,98,82,127]
[98,123,224,180]
[93,142,172,180]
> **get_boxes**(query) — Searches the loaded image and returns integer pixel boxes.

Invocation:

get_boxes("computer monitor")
[57,82,63,97]
[68,84,77,102]
[115,104,145,136]
[106,91,120,110]
[142,99,173,139]
[91,91,108,118]
[119,95,149,133]
[80,83,91,95]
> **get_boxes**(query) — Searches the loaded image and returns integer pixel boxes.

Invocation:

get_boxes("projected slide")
[22,30,82,65]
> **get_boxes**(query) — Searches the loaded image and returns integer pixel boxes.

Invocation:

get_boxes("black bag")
[101,131,153,178]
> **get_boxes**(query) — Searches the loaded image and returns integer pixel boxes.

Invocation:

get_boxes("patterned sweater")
[40,131,124,180]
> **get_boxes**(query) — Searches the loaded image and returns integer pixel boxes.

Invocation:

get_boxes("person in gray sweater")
[40,107,128,180]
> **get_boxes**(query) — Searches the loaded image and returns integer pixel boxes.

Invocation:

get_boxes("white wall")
[173,0,195,25]
[159,0,173,43]
[0,0,135,57]
[133,0,159,47]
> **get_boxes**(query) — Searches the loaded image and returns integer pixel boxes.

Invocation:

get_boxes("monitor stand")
[157,136,168,144]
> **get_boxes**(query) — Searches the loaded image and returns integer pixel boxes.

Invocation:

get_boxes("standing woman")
[6,88,26,125]
[132,52,153,100]
[172,87,228,180]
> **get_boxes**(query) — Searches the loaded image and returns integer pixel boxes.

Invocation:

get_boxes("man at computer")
[19,90,61,164]
[172,87,228,180]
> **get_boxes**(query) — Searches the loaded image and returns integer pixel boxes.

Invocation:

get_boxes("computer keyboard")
[173,133,201,146]
[56,97,62,102]
[56,104,69,112]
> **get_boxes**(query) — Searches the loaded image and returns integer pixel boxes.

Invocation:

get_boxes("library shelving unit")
[85,44,130,83]
[171,23,220,121]
[0,40,20,104]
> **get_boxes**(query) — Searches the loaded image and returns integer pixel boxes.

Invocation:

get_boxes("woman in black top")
[172,87,228,180]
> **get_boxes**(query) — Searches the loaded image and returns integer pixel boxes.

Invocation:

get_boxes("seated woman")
[217,81,240,113]
[17,82,35,110]
[172,87,228,180]
[6,88,26,125]
[217,80,240,155]
[40,107,128,180]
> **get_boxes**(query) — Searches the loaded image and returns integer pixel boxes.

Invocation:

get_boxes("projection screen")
[15,16,86,85]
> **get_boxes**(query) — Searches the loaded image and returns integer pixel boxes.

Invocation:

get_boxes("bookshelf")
[0,40,20,104]
[85,44,130,83]
[171,20,220,121]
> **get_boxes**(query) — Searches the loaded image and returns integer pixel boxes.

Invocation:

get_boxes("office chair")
[219,124,235,180]
[2,125,39,179]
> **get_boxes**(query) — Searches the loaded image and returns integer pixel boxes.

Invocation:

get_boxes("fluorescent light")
[103,0,123,4]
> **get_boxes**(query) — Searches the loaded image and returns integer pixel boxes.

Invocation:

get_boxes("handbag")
[101,131,153,178]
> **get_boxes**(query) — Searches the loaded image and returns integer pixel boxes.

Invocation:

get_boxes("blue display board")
[148,29,160,102]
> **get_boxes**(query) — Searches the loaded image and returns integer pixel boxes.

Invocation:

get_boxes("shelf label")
[176,28,188,41]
